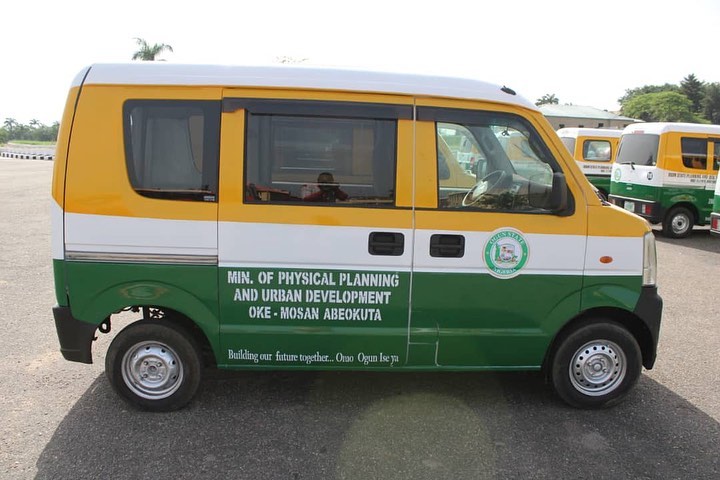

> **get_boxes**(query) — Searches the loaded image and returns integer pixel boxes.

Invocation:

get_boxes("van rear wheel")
[550,321,641,408]
[106,320,202,412]
[662,206,694,238]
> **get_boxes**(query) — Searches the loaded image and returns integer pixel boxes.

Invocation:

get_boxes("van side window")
[242,101,401,207]
[123,100,221,201]
[583,140,612,161]
[423,109,558,212]
[681,137,707,169]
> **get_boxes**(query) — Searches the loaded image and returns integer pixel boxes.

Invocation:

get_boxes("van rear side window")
[243,104,399,206]
[123,100,221,201]
[583,140,612,161]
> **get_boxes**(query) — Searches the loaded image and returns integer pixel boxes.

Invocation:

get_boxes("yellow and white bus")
[557,127,622,199]
[609,122,720,238]
[52,63,662,411]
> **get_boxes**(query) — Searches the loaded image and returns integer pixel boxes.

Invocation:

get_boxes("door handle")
[368,232,404,256]
[430,234,465,258]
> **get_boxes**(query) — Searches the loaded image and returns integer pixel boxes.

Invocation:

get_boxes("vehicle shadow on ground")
[653,229,720,254]
[35,370,719,480]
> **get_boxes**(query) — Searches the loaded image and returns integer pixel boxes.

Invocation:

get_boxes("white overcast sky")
[2,0,719,124]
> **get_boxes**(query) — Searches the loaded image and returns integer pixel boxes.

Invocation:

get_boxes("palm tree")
[536,94,560,106]
[3,118,18,134]
[132,38,174,61]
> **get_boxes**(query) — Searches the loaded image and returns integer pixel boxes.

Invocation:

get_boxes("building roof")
[539,104,638,122]
[73,63,538,110]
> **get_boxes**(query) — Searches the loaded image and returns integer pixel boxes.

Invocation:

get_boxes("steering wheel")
[462,170,509,207]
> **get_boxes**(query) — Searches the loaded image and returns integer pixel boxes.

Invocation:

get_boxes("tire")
[550,321,642,409]
[662,206,694,238]
[106,320,202,412]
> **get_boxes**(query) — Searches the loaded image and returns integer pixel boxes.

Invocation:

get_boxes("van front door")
[216,94,414,369]
[411,104,587,367]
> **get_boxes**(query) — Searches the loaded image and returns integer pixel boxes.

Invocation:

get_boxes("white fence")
[0,145,55,160]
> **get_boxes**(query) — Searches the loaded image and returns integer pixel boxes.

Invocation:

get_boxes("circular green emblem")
[483,228,529,279]
[613,168,621,181]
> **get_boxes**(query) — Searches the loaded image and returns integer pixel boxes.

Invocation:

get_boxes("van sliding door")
[216,93,415,369]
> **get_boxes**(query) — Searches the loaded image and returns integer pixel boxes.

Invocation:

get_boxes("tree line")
[537,74,720,124]
[1,118,59,144]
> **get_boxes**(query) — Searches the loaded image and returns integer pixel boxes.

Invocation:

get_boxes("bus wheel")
[106,320,202,412]
[551,321,641,408]
[662,206,694,238]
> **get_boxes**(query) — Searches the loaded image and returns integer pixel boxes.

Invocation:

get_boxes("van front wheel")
[551,322,641,408]
[663,206,694,238]
[106,320,202,412]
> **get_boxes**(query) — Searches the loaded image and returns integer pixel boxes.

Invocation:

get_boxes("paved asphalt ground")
[1,159,718,480]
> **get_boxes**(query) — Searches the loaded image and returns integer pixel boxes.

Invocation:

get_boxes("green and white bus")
[609,122,720,238]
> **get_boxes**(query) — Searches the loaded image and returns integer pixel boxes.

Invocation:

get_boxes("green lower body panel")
[610,181,714,225]
[57,262,647,371]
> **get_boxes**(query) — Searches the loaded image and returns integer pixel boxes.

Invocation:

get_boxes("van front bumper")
[53,305,97,364]
[635,286,663,369]
[609,195,662,224]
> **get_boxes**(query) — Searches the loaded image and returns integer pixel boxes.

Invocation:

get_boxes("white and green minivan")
[609,122,720,238]
[52,63,663,411]
[711,173,720,235]
[557,127,622,200]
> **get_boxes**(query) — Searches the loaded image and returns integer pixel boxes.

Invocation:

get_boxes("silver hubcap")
[121,341,183,400]
[569,340,626,396]
[671,213,690,235]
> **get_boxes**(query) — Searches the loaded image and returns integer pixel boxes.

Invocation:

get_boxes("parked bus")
[52,63,662,411]
[557,127,622,199]
[609,122,720,238]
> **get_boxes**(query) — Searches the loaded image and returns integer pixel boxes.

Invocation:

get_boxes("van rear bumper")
[53,305,97,364]
[711,213,720,236]
[608,195,662,224]
[635,286,663,369]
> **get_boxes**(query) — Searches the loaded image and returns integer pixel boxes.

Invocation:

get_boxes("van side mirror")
[548,172,568,212]
[528,172,568,212]
[474,159,487,180]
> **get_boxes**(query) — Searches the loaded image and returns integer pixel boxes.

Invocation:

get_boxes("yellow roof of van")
[74,63,538,110]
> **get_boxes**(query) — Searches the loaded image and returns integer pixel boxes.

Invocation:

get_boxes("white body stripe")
[577,160,612,176]
[64,212,217,257]
[585,236,643,276]
[51,200,64,260]
[412,229,586,276]
[218,222,413,271]
[61,214,644,277]
[612,164,716,190]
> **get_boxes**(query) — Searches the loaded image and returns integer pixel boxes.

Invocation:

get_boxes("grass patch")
[9,140,57,146]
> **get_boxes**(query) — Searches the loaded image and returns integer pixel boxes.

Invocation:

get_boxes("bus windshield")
[616,134,659,166]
